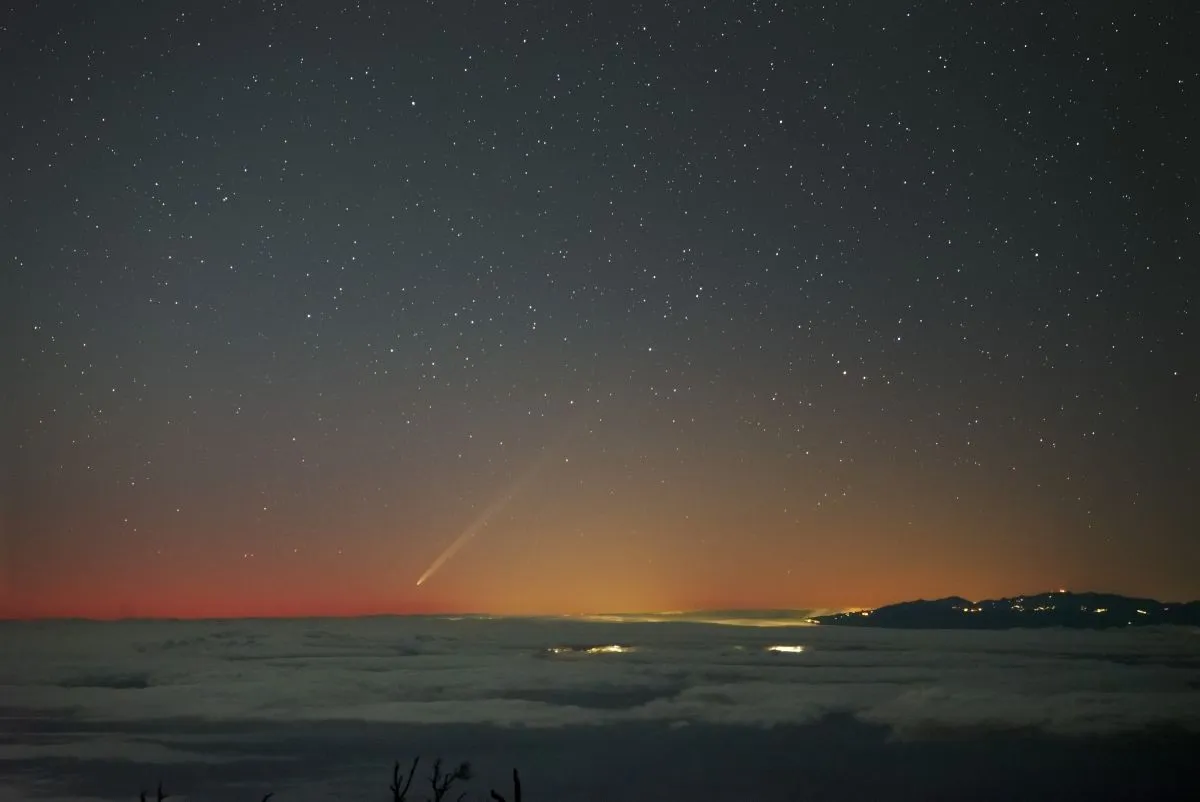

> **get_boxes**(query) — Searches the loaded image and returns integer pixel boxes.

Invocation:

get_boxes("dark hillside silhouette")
[813,591,1200,629]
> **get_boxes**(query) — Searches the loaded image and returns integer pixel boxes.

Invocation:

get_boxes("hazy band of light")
[415,447,560,587]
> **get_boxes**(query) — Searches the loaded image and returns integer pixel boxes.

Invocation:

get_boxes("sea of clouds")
[1,615,1198,801]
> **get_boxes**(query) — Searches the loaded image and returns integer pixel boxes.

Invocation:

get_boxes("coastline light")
[544,644,635,656]
[585,644,632,654]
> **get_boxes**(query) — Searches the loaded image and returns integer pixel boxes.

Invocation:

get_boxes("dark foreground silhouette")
[813,590,1200,629]
[141,756,521,802]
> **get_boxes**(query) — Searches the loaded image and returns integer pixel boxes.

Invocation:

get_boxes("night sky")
[2,1,1195,619]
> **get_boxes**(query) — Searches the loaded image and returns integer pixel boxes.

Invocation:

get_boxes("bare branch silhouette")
[490,768,522,802]
[390,756,420,802]
[138,756,516,800]
[429,757,473,802]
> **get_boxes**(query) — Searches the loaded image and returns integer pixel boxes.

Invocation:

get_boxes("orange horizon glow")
[4,576,1195,623]
[6,442,1197,623]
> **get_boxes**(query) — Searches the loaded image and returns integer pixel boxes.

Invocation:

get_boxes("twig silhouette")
[490,768,522,802]
[136,757,518,800]
[390,757,420,802]
[138,781,168,802]
[137,782,274,801]
[429,757,472,802]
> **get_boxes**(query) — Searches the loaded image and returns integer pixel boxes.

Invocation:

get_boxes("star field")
[2,0,1196,618]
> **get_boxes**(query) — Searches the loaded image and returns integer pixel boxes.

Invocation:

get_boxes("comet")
[415,488,517,587]
[415,443,563,588]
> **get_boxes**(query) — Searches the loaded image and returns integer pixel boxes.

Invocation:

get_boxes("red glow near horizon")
[4,500,1192,620]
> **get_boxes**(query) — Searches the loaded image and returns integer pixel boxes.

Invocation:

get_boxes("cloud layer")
[1,617,1198,800]
[2,616,1198,735]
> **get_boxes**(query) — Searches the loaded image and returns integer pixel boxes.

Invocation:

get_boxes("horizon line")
[4,588,1191,624]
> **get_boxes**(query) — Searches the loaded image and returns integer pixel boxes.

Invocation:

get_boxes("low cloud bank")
[2,616,1197,737]
[2,617,1198,801]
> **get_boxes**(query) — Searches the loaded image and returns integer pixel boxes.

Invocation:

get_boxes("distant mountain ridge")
[812,591,1200,629]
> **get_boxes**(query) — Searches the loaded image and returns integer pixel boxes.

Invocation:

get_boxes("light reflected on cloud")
[543,643,636,655]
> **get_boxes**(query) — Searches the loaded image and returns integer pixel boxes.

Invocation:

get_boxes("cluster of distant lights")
[842,590,1167,623]
[955,605,1155,615]
[543,644,806,655]
[544,644,636,655]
